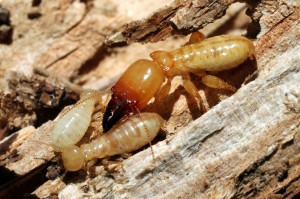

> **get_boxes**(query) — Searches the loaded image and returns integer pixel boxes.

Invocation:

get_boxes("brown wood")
[0,0,299,198]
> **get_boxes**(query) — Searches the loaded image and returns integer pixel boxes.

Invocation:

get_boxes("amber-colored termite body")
[103,32,255,132]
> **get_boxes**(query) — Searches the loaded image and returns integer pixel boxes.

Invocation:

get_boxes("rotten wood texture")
[0,71,79,134]
[0,0,173,86]
[106,0,238,45]
[0,0,299,198]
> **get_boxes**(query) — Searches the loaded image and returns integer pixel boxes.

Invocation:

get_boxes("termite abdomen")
[51,90,109,151]
[84,112,163,161]
[51,97,96,151]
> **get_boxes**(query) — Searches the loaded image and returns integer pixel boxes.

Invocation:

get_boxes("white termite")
[61,112,163,171]
[51,90,110,151]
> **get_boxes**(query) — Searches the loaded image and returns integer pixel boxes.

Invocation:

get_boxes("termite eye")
[61,146,85,171]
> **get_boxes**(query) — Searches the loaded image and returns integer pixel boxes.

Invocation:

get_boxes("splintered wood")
[0,0,299,198]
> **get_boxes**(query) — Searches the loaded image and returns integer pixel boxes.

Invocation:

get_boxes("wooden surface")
[0,0,299,198]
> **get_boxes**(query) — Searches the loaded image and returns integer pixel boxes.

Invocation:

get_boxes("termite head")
[150,51,176,79]
[102,59,165,132]
[80,90,111,105]
[61,146,85,171]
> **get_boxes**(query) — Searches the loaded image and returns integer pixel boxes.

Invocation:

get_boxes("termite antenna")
[58,89,109,120]
[130,105,156,162]
[58,170,68,181]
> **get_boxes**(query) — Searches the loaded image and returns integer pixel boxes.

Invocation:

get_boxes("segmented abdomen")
[81,112,163,160]
[51,98,96,150]
[173,35,255,72]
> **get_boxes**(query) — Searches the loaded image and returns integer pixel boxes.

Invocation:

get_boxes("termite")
[51,90,110,151]
[61,112,163,171]
[102,32,255,131]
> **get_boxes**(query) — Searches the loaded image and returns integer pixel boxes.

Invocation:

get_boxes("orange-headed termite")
[61,112,163,171]
[102,32,255,131]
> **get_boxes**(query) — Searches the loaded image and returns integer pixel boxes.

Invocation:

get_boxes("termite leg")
[202,75,237,92]
[91,111,102,121]
[188,31,206,44]
[191,69,237,92]
[182,73,207,112]
[120,153,132,159]
[91,110,103,131]
[85,159,98,172]
[154,79,172,102]
[101,158,125,173]
[192,69,207,77]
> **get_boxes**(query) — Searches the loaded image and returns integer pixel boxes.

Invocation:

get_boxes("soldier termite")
[102,32,255,132]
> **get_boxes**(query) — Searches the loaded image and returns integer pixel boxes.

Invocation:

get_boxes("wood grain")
[0,0,299,198]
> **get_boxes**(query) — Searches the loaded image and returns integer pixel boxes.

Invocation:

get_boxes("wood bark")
[0,0,299,198]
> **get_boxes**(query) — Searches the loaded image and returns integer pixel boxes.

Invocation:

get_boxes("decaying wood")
[0,71,79,133]
[0,0,299,198]
[106,0,239,44]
